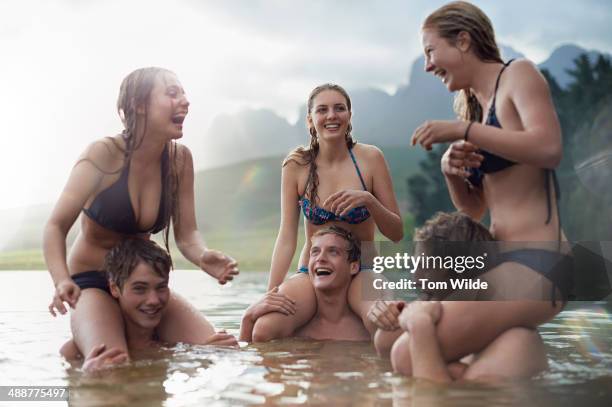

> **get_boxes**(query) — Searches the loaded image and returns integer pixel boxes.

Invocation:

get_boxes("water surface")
[0,270,610,406]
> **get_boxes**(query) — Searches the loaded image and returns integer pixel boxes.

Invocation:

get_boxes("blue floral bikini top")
[299,147,371,225]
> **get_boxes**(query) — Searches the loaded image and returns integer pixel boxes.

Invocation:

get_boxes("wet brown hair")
[79,67,181,253]
[313,225,361,263]
[414,211,493,299]
[283,83,356,205]
[415,211,493,243]
[104,238,173,291]
[423,1,504,122]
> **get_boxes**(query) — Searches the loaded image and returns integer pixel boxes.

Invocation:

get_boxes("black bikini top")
[466,59,561,231]
[467,59,516,187]
[82,145,169,235]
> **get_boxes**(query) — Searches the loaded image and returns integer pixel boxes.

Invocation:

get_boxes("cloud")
[1,0,611,209]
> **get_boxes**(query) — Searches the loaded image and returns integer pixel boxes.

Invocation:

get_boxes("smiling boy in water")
[241,226,370,342]
[60,239,236,371]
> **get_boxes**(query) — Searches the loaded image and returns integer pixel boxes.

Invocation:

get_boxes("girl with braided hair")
[251,83,403,341]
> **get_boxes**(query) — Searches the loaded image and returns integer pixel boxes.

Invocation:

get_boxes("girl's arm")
[172,144,238,284]
[367,146,403,242]
[44,141,110,312]
[267,162,301,290]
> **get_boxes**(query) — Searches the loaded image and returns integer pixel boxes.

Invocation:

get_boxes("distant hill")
[539,44,610,88]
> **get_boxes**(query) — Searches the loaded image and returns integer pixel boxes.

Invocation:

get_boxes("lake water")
[0,270,610,406]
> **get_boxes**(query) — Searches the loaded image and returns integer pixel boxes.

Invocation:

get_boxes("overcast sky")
[2,0,611,211]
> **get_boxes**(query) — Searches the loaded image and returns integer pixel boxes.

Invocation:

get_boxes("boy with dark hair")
[61,239,236,371]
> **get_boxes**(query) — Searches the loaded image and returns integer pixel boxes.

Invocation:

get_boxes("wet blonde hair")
[423,1,504,122]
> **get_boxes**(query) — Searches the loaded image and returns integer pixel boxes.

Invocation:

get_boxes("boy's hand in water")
[199,249,239,285]
[244,287,296,321]
[82,344,128,372]
[367,300,405,331]
[204,330,239,347]
[49,278,81,316]
[398,301,442,331]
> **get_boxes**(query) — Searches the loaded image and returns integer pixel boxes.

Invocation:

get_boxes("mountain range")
[196,44,608,168]
[1,43,609,254]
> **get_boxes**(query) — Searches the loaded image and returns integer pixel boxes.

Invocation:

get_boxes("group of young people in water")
[44,1,572,382]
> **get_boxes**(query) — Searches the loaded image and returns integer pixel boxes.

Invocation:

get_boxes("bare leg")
[157,292,216,344]
[71,289,128,362]
[390,332,412,376]
[374,328,403,357]
[430,301,559,364]
[252,274,316,342]
[391,300,560,376]
[59,339,81,360]
[463,327,548,380]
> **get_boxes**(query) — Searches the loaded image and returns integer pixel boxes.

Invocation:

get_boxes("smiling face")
[110,261,170,330]
[144,71,190,140]
[308,233,359,292]
[421,27,471,92]
[307,89,352,142]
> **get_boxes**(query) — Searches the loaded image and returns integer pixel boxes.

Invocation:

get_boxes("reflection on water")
[0,270,610,406]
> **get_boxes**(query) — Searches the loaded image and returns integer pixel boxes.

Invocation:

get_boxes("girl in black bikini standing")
[44,67,238,370]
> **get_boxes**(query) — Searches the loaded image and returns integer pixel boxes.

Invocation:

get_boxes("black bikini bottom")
[491,249,573,305]
[72,270,110,295]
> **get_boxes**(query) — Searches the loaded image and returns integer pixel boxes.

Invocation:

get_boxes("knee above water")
[252,318,282,343]
[390,335,412,376]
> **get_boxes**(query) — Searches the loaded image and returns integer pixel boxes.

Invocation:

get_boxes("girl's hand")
[49,278,81,317]
[199,249,239,285]
[441,140,484,178]
[411,120,465,150]
[367,300,405,331]
[323,190,373,217]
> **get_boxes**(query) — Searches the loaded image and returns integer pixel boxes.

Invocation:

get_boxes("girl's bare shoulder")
[78,135,126,173]
[352,142,386,163]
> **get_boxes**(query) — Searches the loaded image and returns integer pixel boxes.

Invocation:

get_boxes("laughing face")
[145,71,190,140]
[110,261,170,330]
[421,27,469,92]
[308,233,360,291]
[307,89,352,142]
